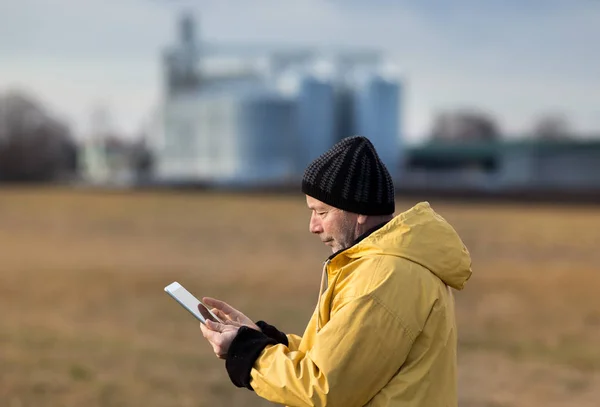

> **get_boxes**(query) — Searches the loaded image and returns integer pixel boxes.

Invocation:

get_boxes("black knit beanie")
[302,136,395,215]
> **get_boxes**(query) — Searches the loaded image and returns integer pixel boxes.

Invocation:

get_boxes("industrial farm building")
[82,13,600,202]
[404,139,600,198]
[152,14,402,187]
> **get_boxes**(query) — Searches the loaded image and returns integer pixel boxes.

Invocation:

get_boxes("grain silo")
[352,71,402,181]
[295,72,336,172]
[154,13,402,188]
[234,90,297,186]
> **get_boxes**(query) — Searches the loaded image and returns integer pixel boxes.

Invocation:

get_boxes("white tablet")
[164,281,223,325]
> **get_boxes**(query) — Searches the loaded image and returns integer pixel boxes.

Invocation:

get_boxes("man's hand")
[202,297,260,331]
[200,319,239,359]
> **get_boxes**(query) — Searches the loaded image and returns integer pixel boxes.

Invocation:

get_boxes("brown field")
[1,187,600,407]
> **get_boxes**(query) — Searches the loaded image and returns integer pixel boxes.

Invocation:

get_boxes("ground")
[1,188,599,407]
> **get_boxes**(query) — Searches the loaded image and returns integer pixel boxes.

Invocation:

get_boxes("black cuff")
[256,320,289,346]
[226,326,278,390]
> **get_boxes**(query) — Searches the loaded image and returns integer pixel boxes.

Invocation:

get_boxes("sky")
[1,0,599,143]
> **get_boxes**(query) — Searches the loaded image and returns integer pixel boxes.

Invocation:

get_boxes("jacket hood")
[344,202,472,290]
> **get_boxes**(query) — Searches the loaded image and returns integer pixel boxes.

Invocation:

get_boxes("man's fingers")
[200,322,214,336]
[205,320,226,332]
[200,322,212,339]
[200,322,229,359]
[210,308,242,327]
[202,297,227,309]
[211,309,229,322]
[203,297,235,314]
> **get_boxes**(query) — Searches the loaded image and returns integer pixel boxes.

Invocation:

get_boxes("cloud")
[0,0,599,141]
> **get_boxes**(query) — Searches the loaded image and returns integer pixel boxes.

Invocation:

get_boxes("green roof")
[408,139,600,161]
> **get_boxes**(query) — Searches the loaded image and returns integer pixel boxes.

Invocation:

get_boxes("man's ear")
[357,214,368,225]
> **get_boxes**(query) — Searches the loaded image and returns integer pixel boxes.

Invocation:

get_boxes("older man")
[200,136,473,407]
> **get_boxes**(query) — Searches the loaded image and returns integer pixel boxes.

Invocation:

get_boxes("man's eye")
[317,212,326,217]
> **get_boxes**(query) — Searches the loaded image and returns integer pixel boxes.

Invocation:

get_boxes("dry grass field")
[1,187,600,407]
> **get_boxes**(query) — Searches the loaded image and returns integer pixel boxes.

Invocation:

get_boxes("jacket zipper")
[316,259,330,333]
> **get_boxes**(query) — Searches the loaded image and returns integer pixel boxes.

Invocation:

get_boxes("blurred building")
[151,13,403,187]
[403,139,600,195]
[80,137,139,187]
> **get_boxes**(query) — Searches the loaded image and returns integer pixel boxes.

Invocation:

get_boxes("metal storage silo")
[333,84,356,143]
[234,91,297,186]
[296,73,336,171]
[353,72,402,181]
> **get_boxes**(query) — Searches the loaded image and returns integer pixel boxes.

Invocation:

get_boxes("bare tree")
[0,90,78,182]
[130,136,154,179]
[430,109,500,142]
[532,113,572,140]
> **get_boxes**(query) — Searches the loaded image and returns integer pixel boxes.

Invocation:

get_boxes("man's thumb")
[205,320,221,332]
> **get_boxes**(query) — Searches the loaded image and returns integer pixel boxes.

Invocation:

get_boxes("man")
[200,135,473,406]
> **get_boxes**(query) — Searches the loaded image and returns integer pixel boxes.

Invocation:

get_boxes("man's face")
[306,195,359,253]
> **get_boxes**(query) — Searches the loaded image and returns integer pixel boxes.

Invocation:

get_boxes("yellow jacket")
[242,202,472,406]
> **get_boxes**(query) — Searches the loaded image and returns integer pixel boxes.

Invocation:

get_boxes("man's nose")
[309,213,323,234]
